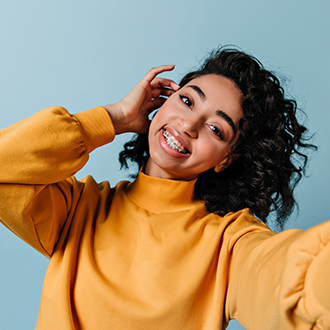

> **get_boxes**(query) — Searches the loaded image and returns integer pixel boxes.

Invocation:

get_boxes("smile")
[163,129,190,154]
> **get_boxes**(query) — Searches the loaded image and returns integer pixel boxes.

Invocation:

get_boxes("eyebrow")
[187,85,206,100]
[215,110,237,135]
[186,84,237,135]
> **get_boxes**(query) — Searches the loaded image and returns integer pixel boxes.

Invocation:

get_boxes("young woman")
[0,47,329,330]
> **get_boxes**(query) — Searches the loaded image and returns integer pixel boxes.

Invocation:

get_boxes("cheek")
[148,109,164,134]
[196,138,228,164]
[148,105,173,133]
[197,134,222,154]
[148,113,165,151]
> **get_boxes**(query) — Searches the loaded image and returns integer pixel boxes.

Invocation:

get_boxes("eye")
[209,124,224,140]
[179,94,193,108]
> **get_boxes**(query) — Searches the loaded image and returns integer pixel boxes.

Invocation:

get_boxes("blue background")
[0,1,329,329]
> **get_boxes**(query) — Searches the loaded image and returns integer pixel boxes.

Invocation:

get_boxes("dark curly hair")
[119,47,316,229]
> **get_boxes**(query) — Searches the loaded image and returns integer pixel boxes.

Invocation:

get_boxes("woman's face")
[145,74,243,181]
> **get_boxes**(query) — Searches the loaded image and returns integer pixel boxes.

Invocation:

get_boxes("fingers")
[143,65,175,83]
[142,65,180,90]
[150,86,176,99]
[150,77,180,91]
[146,97,167,111]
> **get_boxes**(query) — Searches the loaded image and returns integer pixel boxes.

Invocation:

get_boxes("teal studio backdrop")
[0,0,329,329]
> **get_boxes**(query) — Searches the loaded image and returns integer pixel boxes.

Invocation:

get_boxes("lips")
[157,126,192,159]
[162,130,187,154]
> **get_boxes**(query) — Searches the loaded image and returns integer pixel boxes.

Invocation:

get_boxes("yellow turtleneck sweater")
[0,106,329,330]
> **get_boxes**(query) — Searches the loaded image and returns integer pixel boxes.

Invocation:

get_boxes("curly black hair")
[119,47,316,229]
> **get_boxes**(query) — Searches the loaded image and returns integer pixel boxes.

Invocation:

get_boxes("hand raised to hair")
[104,65,180,135]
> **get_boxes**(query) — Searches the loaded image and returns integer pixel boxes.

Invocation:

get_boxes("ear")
[214,154,239,173]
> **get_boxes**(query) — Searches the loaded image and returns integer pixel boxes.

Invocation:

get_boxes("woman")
[0,47,329,329]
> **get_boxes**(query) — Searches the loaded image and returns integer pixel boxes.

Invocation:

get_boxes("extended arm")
[226,221,330,329]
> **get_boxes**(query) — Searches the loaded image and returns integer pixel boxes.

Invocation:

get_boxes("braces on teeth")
[163,129,188,154]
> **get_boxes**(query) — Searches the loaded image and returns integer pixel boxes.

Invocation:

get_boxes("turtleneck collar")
[125,170,201,213]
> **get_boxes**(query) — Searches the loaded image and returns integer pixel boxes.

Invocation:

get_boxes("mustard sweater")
[0,106,329,330]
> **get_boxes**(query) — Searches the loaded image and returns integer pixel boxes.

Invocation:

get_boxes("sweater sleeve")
[226,220,330,330]
[0,106,115,256]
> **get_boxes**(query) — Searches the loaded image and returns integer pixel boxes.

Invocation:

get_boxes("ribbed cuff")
[73,106,115,153]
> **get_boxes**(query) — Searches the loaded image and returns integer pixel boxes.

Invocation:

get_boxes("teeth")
[163,129,189,154]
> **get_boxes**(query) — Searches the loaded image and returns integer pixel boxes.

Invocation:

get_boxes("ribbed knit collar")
[125,170,201,213]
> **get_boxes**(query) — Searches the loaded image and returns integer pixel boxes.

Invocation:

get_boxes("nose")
[179,114,200,138]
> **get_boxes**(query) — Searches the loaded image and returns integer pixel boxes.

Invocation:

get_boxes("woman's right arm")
[0,105,116,256]
[0,65,179,184]
[0,106,115,184]
[0,65,179,256]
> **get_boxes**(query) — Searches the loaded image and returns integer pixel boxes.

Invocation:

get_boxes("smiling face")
[145,74,244,181]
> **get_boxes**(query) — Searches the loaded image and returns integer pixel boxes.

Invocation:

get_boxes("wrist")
[103,103,130,135]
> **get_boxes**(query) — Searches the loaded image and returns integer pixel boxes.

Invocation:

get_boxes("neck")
[144,159,198,182]
[125,170,200,213]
